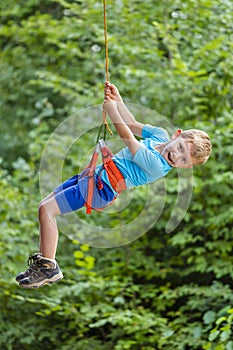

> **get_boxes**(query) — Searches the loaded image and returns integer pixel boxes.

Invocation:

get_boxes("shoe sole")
[19,272,64,289]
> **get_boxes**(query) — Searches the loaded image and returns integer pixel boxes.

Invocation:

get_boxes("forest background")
[0,0,233,349]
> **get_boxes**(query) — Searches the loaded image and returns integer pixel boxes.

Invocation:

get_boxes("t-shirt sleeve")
[142,124,170,143]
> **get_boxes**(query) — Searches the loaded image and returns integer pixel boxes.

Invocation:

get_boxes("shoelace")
[29,262,44,278]
[27,254,36,266]
[25,254,43,277]
[27,255,52,278]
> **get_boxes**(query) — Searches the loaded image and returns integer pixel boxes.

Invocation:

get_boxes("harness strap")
[84,140,126,214]
[98,140,126,193]
[82,144,100,214]
[103,160,126,193]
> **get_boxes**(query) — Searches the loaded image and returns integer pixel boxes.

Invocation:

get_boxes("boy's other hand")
[104,81,123,103]
[102,96,118,115]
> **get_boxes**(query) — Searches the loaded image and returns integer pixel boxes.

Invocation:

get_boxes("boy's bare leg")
[38,192,56,254]
[38,197,61,259]
[16,196,63,288]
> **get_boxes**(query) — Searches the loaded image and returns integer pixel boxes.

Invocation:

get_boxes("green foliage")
[0,0,232,349]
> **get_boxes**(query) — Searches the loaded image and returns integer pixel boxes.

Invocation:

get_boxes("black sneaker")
[16,253,42,282]
[19,256,63,289]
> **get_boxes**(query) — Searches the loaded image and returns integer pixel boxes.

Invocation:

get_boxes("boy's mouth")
[168,152,174,164]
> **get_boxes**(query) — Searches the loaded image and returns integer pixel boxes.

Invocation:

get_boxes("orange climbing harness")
[84,140,126,214]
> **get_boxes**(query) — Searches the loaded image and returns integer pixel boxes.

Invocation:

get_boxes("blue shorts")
[54,173,116,214]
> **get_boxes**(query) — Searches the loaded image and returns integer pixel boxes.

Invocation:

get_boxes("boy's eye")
[183,158,186,164]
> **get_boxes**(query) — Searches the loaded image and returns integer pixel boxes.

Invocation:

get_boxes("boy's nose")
[172,150,182,162]
[172,151,180,159]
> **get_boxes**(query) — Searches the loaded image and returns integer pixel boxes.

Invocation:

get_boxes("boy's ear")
[171,129,183,139]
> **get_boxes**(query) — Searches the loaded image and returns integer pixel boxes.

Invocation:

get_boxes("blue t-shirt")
[96,124,173,191]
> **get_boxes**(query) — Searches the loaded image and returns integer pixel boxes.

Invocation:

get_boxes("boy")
[16,82,212,289]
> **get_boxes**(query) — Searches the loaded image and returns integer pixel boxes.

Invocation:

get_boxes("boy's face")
[161,133,193,168]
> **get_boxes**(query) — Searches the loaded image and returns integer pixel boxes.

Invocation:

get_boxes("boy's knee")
[38,203,48,221]
[38,199,60,221]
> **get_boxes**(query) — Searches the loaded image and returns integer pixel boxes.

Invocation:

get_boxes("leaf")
[74,251,84,259]
[203,311,216,325]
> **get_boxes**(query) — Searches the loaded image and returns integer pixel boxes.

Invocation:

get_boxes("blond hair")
[180,129,212,165]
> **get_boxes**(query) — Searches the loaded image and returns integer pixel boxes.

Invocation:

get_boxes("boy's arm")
[117,103,144,137]
[102,97,141,156]
[105,82,144,137]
